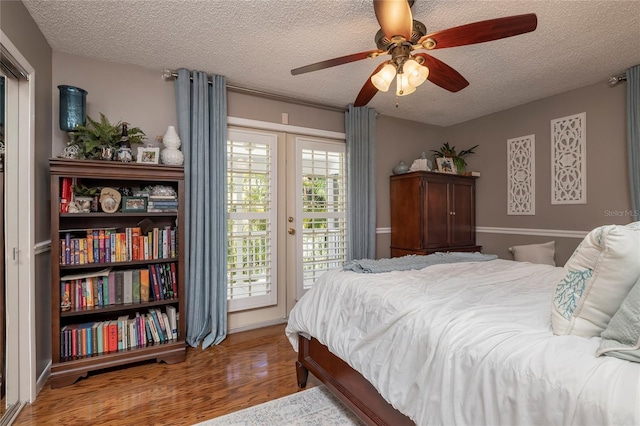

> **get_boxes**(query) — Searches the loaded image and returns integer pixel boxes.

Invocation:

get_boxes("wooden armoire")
[390,171,481,257]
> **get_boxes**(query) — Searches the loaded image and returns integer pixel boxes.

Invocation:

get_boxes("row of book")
[59,226,177,266]
[60,306,178,359]
[60,263,178,312]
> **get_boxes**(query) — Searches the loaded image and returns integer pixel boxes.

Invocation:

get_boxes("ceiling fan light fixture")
[371,63,397,92]
[396,72,417,96]
[403,59,429,88]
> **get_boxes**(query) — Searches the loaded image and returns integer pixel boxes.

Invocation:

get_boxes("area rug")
[194,385,364,426]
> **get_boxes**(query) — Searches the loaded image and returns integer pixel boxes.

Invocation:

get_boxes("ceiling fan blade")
[374,0,413,40]
[417,14,537,49]
[414,53,469,92]
[291,49,384,75]
[354,61,388,107]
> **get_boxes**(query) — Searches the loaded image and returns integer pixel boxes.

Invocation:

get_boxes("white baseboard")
[227,317,288,335]
[36,360,51,399]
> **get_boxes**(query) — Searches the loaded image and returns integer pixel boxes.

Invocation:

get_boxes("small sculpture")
[409,152,431,172]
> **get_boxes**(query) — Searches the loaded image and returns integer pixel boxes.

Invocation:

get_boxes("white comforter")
[285,259,640,426]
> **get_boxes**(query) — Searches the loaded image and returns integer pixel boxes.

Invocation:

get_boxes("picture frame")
[137,147,160,164]
[121,196,148,213]
[436,157,457,174]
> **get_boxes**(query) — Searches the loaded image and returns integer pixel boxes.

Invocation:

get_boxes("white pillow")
[509,241,556,266]
[551,223,640,338]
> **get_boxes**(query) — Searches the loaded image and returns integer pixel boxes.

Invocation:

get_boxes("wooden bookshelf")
[49,158,186,388]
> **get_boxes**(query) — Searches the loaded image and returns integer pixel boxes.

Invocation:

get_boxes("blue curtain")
[175,69,228,348]
[628,65,640,222]
[345,104,377,260]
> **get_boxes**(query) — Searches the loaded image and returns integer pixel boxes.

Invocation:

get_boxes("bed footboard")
[297,335,414,426]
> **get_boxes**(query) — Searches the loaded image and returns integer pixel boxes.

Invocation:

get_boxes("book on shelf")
[132,270,141,303]
[149,309,166,341]
[114,271,124,305]
[169,263,178,297]
[146,313,160,343]
[123,270,133,304]
[108,271,116,305]
[165,305,178,340]
[149,264,161,300]
[140,268,150,302]
[60,177,72,213]
[161,312,173,341]
[60,267,112,282]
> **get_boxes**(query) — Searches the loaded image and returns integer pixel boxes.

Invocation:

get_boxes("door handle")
[288,228,296,235]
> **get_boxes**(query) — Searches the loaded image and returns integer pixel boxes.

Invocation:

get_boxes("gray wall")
[375,115,445,258]
[52,51,177,154]
[1,0,53,381]
[443,81,630,265]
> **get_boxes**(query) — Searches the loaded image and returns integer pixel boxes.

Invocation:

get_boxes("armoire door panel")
[424,180,450,248]
[390,175,424,250]
[451,181,475,247]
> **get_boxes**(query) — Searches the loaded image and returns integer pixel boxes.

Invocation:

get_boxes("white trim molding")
[228,116,345,141]
[477,226,588,239]
[377,226,587,238]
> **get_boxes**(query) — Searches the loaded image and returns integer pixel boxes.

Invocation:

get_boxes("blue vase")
[58,85,87,131]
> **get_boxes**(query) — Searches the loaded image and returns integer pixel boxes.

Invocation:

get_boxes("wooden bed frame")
[296,335,415,426]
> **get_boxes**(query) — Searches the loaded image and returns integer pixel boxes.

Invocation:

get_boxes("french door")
[286,135,347,301]
[226,128,346,319]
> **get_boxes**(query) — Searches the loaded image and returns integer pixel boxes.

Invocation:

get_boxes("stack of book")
[147,194,178,212]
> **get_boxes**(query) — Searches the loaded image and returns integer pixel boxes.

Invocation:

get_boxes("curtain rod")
[162,69,347,113]
[608,74,627,86]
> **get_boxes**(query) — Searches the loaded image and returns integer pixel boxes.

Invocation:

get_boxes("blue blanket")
[343,252,498,273]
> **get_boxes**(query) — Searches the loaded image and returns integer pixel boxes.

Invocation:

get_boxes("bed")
[285,253,640,425]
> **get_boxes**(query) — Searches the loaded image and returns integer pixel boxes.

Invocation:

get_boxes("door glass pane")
[227,130,277,311]
[298,141,347,293]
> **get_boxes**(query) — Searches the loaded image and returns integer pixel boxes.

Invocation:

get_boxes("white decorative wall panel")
[507,135,535,215]
[551,112,587,204]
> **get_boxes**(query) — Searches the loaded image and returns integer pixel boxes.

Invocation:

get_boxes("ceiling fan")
[291,0,537,107]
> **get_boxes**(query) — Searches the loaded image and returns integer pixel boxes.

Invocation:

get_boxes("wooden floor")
[13,324,320,425]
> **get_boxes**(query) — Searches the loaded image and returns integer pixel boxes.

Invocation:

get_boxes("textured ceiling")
[23,0,640,126]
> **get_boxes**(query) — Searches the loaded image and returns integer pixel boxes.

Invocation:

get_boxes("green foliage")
[71,113,146,159]
[303,177,327,229]
[73,183,98,197]
[431,142,479,173]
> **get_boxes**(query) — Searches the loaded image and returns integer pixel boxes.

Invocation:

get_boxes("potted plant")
[431,142,478,174]
[73,183,99,212]
[69,113,146,160]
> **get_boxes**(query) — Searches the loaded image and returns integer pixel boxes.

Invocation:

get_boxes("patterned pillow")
[551,222,640,338]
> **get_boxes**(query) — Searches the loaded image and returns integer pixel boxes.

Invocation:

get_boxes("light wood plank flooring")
[13,324,319,425]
